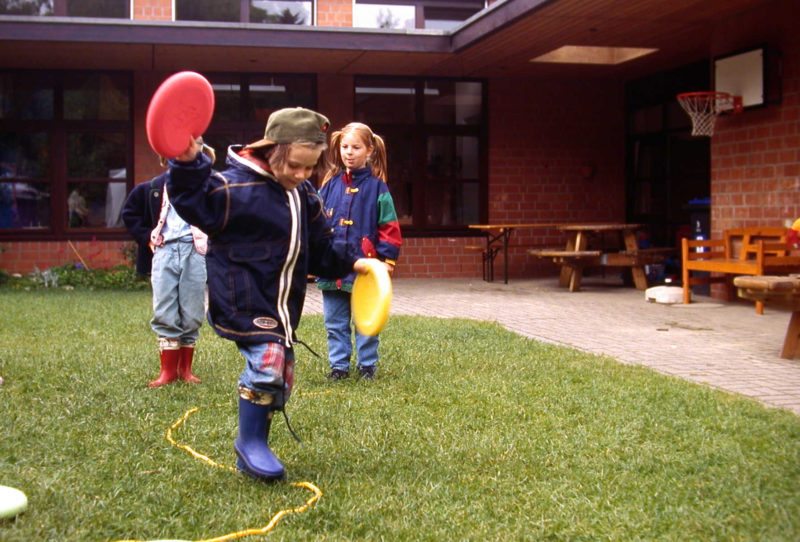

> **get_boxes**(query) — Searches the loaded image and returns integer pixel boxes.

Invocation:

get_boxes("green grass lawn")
[1,289,799,541]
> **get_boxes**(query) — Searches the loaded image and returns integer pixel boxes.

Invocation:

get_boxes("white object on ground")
[645,285,684,304]
[0,485,28,519]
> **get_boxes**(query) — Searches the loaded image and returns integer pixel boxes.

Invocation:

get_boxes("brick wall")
[477,77,627,280]
[393,236,486,279]
[317,0,352,27]
[703,0,799,299]
[1,240,133,274]
[711,0,799,237]
[133,0,171,20]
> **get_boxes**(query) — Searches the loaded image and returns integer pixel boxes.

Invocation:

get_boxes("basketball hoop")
[677,91,744,136]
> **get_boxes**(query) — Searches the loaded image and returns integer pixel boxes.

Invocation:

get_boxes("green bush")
[0,263,149,291]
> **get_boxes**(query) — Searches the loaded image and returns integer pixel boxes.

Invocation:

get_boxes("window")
[202,73,316,170]
[354,77,486,234]
[175,0,313,25]
[353,4,415,29]
[0,71,132,238]
[353,0,484,30]
[251,0,312,24]
[0,0,130,18]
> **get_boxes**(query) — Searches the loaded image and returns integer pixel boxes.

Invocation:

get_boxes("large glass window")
[0,70,132,238]
[63,73,130,121]
[355,77,486,233]
[175,0,313,25]
[353,3,414,29]
[353,0,484,30]
[251,0,312,25]
[0,0,129,18]
[203,73,316,170]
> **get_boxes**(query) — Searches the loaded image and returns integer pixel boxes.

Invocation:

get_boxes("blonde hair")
[321,122,388,187]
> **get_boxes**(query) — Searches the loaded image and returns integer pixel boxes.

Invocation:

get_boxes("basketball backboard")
[714,45,781,109]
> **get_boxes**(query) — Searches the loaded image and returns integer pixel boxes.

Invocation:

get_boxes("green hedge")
[0,264,149,290]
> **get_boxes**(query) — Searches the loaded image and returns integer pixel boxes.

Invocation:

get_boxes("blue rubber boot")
[234,397,285,481]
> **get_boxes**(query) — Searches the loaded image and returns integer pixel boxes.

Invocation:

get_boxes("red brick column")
[317,0,352,27]
[133,0,172,21]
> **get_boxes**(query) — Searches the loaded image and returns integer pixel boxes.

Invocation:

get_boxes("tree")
[377,7,400,29]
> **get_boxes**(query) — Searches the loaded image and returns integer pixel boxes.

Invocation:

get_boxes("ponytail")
[369,133,388,183]
[321,122,388,187]
[321,130,344,187]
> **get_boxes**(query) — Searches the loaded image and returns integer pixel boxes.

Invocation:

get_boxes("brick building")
[0,0,797,291]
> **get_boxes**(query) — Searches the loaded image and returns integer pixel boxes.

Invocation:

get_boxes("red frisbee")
[146,71,215,159]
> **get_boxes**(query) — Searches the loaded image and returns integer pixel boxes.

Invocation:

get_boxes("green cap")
[246,107,330,150]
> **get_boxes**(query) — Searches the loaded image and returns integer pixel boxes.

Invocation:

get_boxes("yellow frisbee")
[0,485,28,519]
[792,217,800,231]
[352,259,392,336]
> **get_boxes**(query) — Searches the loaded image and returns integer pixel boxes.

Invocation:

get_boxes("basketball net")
[677,92,743,136]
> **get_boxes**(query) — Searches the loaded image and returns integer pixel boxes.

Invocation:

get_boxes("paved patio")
[304,276,800,416]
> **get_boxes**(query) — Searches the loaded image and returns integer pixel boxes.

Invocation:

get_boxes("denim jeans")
[150,238,207,345]
[322,289,379,372]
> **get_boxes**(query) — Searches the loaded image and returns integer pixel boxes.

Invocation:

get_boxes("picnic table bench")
[681,226,800,314]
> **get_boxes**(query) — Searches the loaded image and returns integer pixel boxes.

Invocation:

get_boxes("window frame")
[0,69,133,242]
[201,72,318,171]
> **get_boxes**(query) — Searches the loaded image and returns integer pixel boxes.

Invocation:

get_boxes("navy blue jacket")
[166,146,355,346]
[121,173,165,276]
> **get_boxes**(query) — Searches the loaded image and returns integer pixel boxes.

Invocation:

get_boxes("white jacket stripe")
[277,188,302,345]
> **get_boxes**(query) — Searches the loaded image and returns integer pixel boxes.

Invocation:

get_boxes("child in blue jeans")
[122,148,213,387]
[317,122,402,381]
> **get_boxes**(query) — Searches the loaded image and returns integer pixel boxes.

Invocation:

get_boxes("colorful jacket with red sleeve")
[316,166,402,292]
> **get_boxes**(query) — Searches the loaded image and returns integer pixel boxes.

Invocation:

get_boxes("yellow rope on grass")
[113,405,322,542]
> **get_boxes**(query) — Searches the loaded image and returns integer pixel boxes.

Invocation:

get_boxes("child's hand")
[353,258,394,275]
[175,137,203,162]
[353,258,374,274]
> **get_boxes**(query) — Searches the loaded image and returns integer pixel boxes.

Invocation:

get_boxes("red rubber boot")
[149,345,179,387]
[178,345,201,383]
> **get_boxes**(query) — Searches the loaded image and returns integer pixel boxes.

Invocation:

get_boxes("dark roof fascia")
[0,15,450,53]
[449,0,556,52]
[0,0,545,55]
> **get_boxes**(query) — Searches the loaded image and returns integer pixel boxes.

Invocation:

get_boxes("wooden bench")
[681,226,800,314]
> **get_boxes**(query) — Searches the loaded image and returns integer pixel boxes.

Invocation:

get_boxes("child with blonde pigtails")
[317,122,402,381]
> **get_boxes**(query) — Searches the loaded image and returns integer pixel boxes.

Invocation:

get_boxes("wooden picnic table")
[734,275,800,359]
[529,223,672,291]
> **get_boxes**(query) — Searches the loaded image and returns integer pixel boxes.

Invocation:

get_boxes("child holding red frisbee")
[316,123,402,381]
[166,107,370,481]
